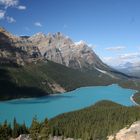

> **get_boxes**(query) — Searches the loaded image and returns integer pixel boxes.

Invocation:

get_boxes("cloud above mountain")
[103,52,140,66]
[34,22,42,27]
[17,5,26,10]
[0,0,26,23]
[6,16,16,23]
[0,10,5,19]
[119,53,140,60]
[0,0,18,8]
[105,46,126,52]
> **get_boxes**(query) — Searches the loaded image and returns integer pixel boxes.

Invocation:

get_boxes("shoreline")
[0,84,138,104]
[130,94,140,106]
[0,83,113,102]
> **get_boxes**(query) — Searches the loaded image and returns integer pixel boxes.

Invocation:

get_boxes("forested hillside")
[0,60,117,100]
[49,100,140,140]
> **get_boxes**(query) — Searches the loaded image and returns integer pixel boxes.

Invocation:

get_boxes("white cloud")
[0,0,27,23]
[0,10,5,19]
[0,10,16,23]
[105,46,126,51]
[0,0,27,10]
[0,0,18,8]
[34,22,42,27]
[102,52,140,66]
[17,5,26,10]
[6,16,16,23]
[119,53,140,60]
[102,56,123,66]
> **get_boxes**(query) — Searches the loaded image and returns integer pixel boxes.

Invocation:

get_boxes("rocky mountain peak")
[0,27,18,40]
[31,32,46,38]
[0,27,110,72]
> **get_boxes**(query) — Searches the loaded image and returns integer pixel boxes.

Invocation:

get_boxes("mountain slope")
[0,27,138,100]
[0,60,119,100]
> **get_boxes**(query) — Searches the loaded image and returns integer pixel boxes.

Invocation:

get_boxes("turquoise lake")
[0,84,137,126]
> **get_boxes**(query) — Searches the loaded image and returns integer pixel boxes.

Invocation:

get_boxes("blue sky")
[0,0,140,66]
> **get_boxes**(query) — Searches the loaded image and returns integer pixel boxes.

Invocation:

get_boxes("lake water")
[0,84,136,126]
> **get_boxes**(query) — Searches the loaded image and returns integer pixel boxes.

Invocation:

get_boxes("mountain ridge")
[0,27,110,71]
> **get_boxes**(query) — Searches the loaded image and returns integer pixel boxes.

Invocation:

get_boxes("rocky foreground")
[108,121,140,140]
[11,135,80,140]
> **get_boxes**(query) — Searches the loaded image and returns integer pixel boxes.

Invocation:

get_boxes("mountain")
[115,62,140,77]
[29,32,110,71]
[0,27,137,100]
[0,27,112,71]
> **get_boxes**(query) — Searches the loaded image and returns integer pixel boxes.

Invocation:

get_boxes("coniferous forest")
[49,100,140,140]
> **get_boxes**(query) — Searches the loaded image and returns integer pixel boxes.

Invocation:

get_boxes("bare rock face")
[0,27,109,71]
[0,27,42,66]
[11,135,80,140]
[108,121,140,140]
[10,134,31,140]
[29,32,109,70]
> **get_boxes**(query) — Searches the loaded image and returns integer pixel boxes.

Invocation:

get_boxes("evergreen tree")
[49,101,140,140]
[0,121,12,140]
[39,118,50,140]
[12,118,20,138]
[19,122,29,134]
[30,116,41,140]
[40,127,49,140]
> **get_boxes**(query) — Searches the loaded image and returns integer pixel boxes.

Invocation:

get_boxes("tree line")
[0,117,49,140]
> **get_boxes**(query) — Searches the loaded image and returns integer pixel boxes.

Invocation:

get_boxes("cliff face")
[0,28,41,66]
[29,32,110,70]
[0,27,109,71]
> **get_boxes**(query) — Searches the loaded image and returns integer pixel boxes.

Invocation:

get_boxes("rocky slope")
[11,135,80,140]
[108,121,140,140]
[0,27,110,71]
[0,27,42,66]
[29,32,109,71]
